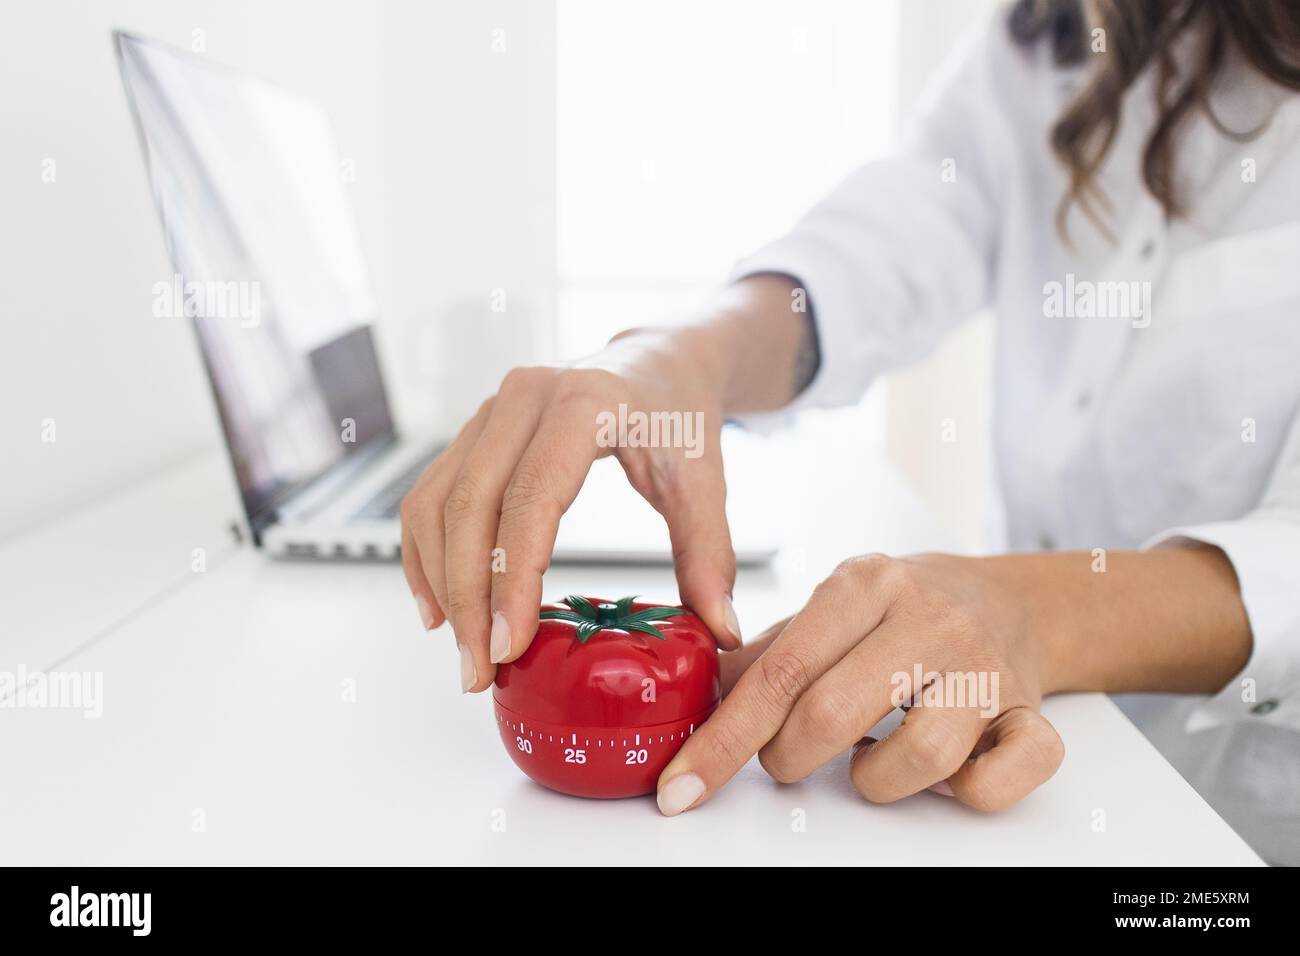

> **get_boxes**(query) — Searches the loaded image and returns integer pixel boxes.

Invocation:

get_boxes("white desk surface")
[0,420,1263,865]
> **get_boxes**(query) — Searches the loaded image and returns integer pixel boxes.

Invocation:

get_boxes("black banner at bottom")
[0,865,1293,941]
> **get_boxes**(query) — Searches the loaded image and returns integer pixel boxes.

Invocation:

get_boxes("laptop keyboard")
[351,444,445,521]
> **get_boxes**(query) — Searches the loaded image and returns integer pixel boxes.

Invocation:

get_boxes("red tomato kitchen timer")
[493,596,720,798]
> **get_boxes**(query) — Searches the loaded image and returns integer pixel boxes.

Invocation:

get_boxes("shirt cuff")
[1143,518,1300,734]
[727,235,888,432]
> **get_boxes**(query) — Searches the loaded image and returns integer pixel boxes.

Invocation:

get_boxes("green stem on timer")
[538,595,687,643]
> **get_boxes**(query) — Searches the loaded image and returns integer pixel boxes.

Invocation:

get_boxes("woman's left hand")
[655,552,1067,815]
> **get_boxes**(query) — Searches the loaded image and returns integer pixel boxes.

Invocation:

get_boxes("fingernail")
[721,594,742,645]
[928,780,954,797]
[415,594,436,630]
[656,772,706,816]
[459,643,477,693]
[490,611,511,663]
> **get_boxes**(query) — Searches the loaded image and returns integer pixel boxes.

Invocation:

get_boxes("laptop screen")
[115,32,394,537]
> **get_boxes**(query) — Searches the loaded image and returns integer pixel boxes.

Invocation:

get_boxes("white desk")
[0,420,1263,865]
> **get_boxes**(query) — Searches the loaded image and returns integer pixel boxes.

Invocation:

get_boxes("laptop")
[113,30,779,565]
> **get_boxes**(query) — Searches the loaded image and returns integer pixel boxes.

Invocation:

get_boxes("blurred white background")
[1,0,997,548]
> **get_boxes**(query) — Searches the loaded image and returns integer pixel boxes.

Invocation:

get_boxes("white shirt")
[734,10,1300,863]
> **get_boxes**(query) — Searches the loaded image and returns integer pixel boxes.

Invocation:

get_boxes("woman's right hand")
[400,327,743,693]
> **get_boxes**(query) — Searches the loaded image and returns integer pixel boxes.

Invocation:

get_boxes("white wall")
[0,0,556,540]
[884,0,1001,554]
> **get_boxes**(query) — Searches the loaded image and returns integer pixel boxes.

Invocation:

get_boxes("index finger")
[654,556,901,815]
[488,403,605,664]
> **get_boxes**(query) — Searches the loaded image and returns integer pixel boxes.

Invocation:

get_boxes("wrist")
[606,274,811,417]
[596,323,732,418]
[974,553,1079,697]
[668,322,737,411]
[706,274,811,414]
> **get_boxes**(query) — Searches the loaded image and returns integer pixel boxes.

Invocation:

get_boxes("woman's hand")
[656,552,1067,815]
[657,543,1252,816]
[400,273,818,693]
[400,328,742,693]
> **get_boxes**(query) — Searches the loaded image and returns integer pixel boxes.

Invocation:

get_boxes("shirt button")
[1038,533,1056,551]
[1139,239,1157,260]
[1251,700,1279,716]
[1076,390,1092,411]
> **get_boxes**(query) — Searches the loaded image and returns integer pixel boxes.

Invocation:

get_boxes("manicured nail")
[459,643,477,693]
[415,594,436,630]
[490,611,511,663]
[657,772,706,816]
[721,594,742,645]
[928,780,954,797]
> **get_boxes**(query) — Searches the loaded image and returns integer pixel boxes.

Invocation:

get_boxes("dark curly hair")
[1008,0,1300,239]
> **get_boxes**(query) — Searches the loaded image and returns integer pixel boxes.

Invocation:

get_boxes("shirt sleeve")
[1144,405,1300,734]
[728,11,1023,427]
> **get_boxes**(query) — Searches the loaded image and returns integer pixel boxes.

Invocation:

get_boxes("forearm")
[627,273,818,416]
[983,546,1253,696]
